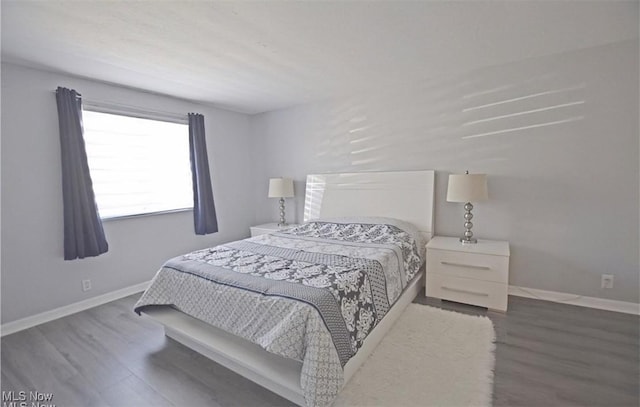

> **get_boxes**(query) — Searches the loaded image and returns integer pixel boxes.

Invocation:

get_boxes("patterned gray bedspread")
[135,219,424,407]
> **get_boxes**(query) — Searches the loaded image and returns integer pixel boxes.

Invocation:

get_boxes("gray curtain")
[188,113,218,235]
[55,87,108,260]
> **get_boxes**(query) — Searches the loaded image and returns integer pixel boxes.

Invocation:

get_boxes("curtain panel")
[55,87,109,259]
[188,113,218,235]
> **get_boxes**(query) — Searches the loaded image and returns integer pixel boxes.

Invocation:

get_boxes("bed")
[135,170,435,406]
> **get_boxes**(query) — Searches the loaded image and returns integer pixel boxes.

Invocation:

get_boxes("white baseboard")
[1,280,151,337]
[509,285,639,315]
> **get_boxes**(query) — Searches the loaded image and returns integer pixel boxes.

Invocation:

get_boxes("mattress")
[134,217,425,406]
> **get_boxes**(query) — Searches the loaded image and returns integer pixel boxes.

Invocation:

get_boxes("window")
[82,110,193,219]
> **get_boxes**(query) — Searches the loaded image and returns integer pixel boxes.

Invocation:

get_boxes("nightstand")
[425,236,510,311]
[250,223,299,237]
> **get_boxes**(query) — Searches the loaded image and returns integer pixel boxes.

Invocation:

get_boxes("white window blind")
[82,110,193,219]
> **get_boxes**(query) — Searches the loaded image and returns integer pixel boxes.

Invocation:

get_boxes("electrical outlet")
[82,279,92,292]
[601,274,614,289]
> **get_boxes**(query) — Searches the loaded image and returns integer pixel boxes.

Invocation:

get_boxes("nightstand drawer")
[426,273,508,311]
[427,249,508,284]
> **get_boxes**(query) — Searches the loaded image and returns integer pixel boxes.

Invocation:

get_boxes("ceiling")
[2,1,638,114]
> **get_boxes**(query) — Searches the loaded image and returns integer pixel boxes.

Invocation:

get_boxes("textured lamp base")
[277,197,288,227]
[459,202,477,244]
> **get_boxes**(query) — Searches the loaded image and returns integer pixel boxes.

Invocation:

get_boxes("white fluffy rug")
[334,304,496,407]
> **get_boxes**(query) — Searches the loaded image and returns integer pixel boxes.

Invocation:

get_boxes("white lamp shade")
[268,178,294,198]
[446,173,488,203]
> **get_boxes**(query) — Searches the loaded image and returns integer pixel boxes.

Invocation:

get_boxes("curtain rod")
[52,90,190,124]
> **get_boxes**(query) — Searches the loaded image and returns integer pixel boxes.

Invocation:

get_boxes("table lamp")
[446,171,488,244]
[268,178,294,226]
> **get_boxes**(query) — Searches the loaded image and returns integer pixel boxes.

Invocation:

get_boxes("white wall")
[2,38,637,325]
[1,63,256,324]
[251,40,639,304]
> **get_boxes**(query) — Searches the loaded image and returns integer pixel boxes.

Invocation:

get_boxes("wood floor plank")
[1,326,112,407]
[70,310,229,406]
[1,370,18,392]
[55,374,113,407]
[124,346,227,407]
[1,327,78,389]
[86,299,162,341]
[36,312,133,389]
[99,374,175,407]
[157,336,294,407]
[2,293,638,407]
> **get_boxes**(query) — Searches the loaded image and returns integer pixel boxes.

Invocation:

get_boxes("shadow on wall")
[311,58,587,173]
[268,39,639,303]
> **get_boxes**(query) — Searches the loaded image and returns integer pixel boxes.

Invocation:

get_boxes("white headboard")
[303,170,435,241]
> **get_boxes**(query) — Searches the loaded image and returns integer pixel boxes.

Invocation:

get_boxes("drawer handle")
[441,261,490,271]
[441,286,490,297]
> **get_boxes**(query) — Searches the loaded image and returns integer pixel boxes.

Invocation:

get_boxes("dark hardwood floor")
[2,293,638,406]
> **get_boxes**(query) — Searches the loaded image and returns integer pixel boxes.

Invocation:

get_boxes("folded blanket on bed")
[135,219,423,407]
